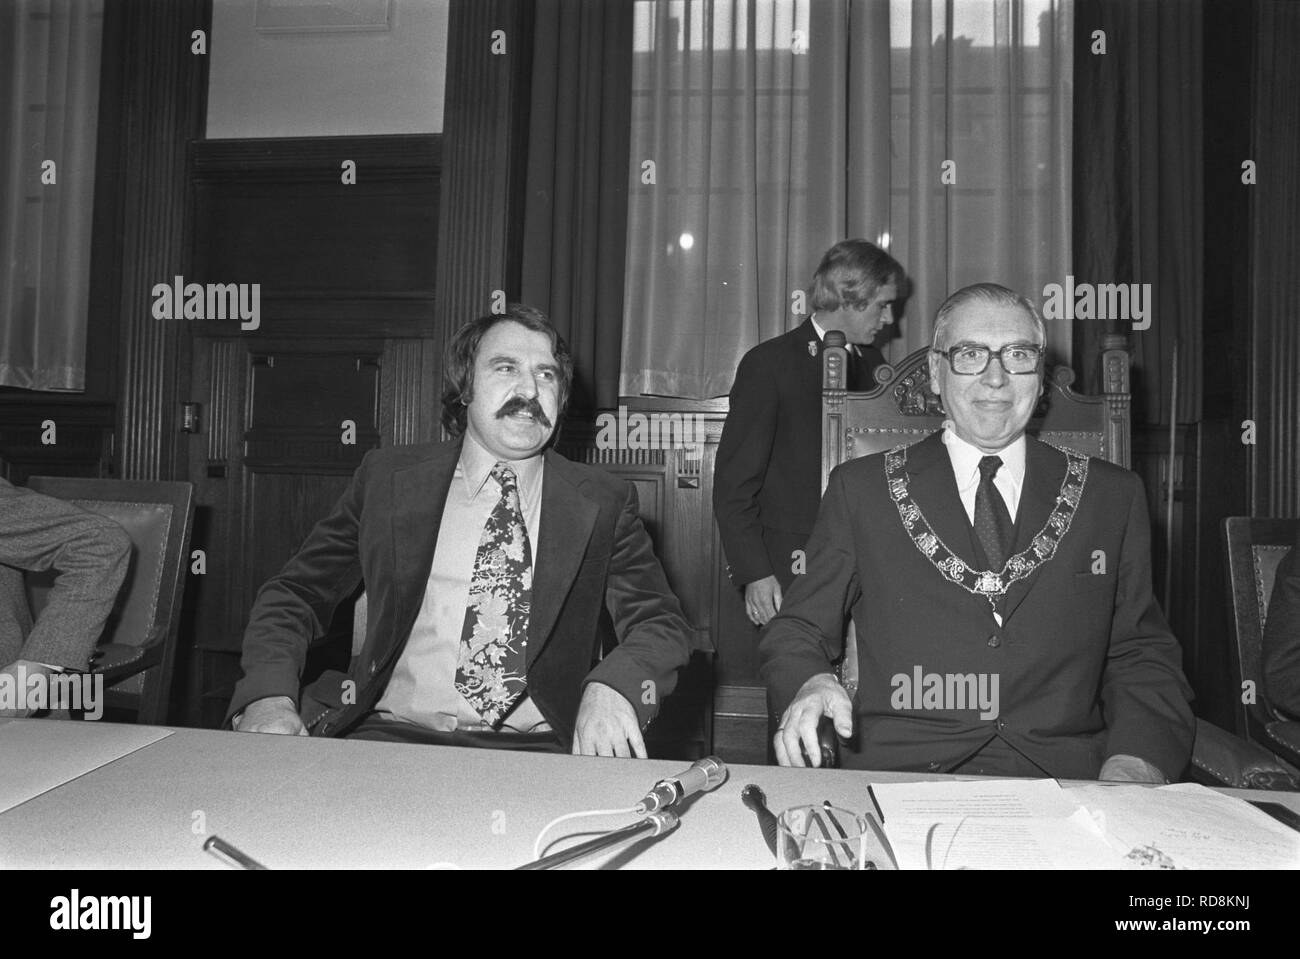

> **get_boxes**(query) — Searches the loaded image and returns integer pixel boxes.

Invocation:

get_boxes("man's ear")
[927,352,943,396]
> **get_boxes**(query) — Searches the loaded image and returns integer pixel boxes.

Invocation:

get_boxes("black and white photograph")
[0,0,1297,927]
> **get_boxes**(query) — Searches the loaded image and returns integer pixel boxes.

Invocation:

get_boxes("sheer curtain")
[622,0,1072,399]
[0,0,104,391]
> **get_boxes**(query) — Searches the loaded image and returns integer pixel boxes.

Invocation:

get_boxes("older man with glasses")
[760,283,1194,782]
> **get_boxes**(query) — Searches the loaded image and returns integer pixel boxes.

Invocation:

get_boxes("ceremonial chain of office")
[885,443,1091,611]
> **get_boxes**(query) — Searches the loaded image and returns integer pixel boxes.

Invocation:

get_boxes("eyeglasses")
[931,343,1044,375]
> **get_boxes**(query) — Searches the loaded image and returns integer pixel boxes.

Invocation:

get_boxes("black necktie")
[847,346,871,391]
[974,455,1014,571]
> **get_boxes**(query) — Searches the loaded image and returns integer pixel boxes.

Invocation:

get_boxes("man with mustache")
[229,305,696,756]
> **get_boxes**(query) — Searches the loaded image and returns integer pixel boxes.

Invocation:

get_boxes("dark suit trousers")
[345,712,564,753]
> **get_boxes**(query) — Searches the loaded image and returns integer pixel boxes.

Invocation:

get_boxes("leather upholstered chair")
[1189,517,1300,787]
[25,477,195,725]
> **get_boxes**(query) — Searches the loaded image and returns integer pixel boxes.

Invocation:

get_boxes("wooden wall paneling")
[0,401,116,484]
[433,0,535,362]
[186,339,386,724]
[107,0,211,481]
[382,338,441,446]
[188,136,441,339]
[184,337,243,726]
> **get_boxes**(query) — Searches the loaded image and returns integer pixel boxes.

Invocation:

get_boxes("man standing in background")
[714,239,905,626]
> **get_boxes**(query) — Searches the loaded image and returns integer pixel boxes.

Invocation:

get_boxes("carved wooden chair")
[820,331,1132,488]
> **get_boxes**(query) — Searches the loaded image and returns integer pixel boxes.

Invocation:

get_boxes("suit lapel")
[527,451,600,666]
[905,432,984,570]
[389,443,458,646]
[1001,437,1068,622]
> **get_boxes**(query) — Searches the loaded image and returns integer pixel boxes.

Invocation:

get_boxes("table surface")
[2,719,1297,870]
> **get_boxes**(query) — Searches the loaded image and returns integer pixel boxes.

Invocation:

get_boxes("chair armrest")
[1264,720,1300,769]
[90,642,163,683]
[1190,718,1300,790]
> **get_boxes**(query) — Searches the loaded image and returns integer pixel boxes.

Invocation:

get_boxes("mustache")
[495,395,552,428]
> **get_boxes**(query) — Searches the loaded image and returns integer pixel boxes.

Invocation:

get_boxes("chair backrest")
[821,332,1132,489]
[1223,517,1298,734]
[25,477,195,717]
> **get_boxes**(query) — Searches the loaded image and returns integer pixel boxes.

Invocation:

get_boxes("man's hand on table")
[234,695,308,735]
[572,681,647,758]
[774,672,853,767]
[0,659,52,718]
[1099,753,1168,783]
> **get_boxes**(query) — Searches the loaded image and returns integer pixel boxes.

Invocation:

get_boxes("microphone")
[635,756,728,814]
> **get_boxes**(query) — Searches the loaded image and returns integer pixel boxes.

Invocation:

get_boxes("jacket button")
[368,661,378,676]
[996,719,1006,730]
[987,634,1000,648]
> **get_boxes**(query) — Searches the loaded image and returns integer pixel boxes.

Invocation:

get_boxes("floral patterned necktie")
[454,463,532,727]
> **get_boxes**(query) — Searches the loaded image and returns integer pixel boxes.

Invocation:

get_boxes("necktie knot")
[491,463,518,496]
[978,455,1003,482]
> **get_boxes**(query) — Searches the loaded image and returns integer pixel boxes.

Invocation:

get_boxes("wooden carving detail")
[893,364,946,416]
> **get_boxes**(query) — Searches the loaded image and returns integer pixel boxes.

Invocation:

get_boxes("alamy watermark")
[595,406,705,460]
[0,666,103,719]
[890,665,999,720]
[151,274,261,330]
[1041,275,1151,331]
[50,890,150,939]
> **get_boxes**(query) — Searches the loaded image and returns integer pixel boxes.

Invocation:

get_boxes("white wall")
[206,0,448,138]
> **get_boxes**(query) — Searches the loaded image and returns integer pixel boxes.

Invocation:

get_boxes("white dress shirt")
[940,425,1027,524]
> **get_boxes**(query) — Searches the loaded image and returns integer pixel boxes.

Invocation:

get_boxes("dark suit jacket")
[759,432,1195,780]
[1263,531,1300,720]
[714,319,883,588]
[0,479,130,671]
[226,440,696,745]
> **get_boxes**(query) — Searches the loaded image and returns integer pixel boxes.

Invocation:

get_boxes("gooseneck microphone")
[635,756,728,814]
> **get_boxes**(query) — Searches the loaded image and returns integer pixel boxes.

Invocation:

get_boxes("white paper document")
[871,779,1123,869]
[1067,782,1300,869]
[870,778,1300,869]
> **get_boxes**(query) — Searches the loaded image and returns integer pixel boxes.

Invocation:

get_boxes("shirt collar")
[458,432,545,502]
[810,313,859,355]
[941,424,1027,495]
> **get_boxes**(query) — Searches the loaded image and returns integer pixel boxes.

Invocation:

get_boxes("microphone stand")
[515,812,679,870]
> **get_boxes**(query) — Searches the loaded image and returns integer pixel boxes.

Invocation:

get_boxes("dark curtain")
[1072,0,1202,426]
[1251,0,1300,517]
[520,0,634,412]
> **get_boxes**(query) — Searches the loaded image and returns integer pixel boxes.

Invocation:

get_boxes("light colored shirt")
[376,433,550,733]
[941,425,1026,524]
[810,314,862,356]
